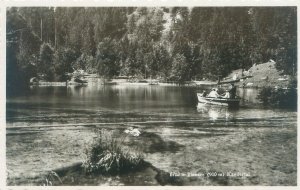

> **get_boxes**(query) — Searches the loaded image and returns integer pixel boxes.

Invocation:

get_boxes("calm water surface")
[6,84,296,127]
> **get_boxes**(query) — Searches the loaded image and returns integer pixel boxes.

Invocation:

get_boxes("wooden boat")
[197,93,240,108]
[67,77,88,86]
[149,81,159,85]
[67,81,88,86]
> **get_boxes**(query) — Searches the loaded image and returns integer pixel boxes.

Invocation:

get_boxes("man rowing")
[228,83,237,98]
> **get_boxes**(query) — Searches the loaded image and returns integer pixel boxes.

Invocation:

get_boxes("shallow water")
[6,84,297,185]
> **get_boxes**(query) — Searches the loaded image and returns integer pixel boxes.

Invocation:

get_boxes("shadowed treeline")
[7,7,297,95]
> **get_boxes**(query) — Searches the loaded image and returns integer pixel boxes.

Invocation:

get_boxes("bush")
[82,129,144,175]
[257,86,273,105]
[257,79,297,109]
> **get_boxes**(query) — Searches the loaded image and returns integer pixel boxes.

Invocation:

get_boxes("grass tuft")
[82,129,144,175]
[43,171,62,186]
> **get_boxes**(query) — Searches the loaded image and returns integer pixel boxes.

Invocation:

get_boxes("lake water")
[6,84,289,126]
[6,84,297,185]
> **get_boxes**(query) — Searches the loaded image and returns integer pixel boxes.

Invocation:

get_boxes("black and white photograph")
[3,0,298,187]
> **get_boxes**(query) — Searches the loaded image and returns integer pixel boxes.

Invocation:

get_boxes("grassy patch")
[82,129,144,175]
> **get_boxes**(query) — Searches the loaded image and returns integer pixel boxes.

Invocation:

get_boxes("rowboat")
[67,81,88,86]
[197,93,240,108]
[67,77,88,86]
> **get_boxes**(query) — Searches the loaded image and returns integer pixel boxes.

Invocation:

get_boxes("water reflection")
[238,88,261,105]
[196,103,236,121]
[37,85,198,113]
[8,85,290,126]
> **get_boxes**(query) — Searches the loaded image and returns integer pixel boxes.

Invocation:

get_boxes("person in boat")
[228,83,237,98]
[207,88,220,98]
[222,90,230,98]
[201,90,208,97]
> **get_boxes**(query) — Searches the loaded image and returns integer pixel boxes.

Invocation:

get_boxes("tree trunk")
[40,18,43,41]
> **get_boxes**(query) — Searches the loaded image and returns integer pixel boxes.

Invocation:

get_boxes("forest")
[6,7,297,93]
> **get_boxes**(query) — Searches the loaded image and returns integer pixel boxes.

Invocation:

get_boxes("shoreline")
[28,80,287,89]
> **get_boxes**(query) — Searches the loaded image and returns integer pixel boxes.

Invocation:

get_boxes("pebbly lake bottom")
[6,85,297,186]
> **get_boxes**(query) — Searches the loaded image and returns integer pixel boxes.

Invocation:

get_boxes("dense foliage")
[7,7,297,93]
[257,78,297,109]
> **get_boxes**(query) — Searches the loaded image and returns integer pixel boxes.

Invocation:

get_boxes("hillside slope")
[227,61,290,88]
